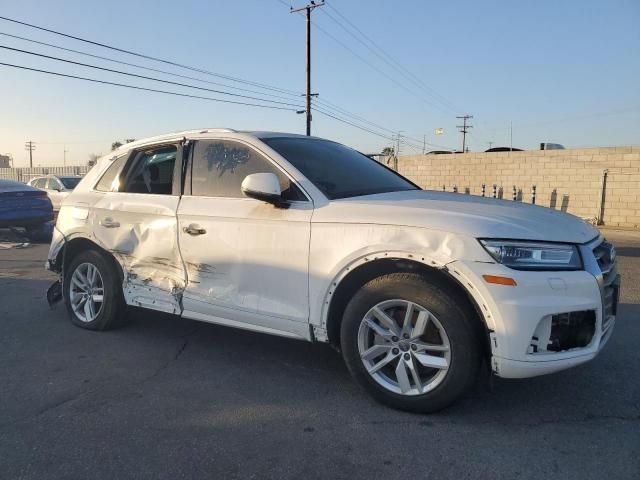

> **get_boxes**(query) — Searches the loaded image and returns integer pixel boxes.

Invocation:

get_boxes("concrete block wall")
[397,146,640,229]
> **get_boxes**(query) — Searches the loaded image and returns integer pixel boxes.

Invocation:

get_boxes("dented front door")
[91,193,185,314]
[176,138,312,338]
[90,143,186,314]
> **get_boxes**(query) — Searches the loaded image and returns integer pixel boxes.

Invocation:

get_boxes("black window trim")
[186,137,312,203]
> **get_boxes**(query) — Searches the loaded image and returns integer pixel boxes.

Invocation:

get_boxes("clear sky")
[0,0,638,167]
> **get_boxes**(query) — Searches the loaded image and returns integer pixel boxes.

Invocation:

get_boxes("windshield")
[262,137,418,200]
[59,177,81,189]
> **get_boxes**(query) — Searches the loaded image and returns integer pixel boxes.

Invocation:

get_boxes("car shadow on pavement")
[615,246,640,258]
[2,272,638,431]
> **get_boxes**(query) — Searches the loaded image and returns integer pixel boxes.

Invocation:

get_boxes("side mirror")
[241,173,288,208]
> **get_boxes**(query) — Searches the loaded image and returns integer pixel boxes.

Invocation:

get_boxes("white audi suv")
[46,129,620,412]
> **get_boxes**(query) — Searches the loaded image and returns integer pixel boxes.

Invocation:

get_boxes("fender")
[317,248,448,334]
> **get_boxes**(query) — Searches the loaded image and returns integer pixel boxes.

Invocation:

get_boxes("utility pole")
[456,115,473,153]
[395,131,404,157]
[390,132,403,171]
[24,141,35,168]
[422,134,426,154]
[63,146,68,166]
[290,1,325,136]
[487,141,494,150]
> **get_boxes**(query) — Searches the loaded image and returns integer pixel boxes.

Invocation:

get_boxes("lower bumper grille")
[592,240,620,331]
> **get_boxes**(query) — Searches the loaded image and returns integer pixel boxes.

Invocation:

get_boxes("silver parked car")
[28,175,82,210]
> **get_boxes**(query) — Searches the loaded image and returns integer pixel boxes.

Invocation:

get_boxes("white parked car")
[46,129,620,412]
[28,175,82,210]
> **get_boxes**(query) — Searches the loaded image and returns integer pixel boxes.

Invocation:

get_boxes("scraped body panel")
[92,193,185,314]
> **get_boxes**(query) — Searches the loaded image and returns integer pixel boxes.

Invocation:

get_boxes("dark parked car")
[484,147,524,152]
[0,179,53,240]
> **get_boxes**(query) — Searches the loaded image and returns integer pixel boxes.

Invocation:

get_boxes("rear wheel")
[63,249,127,330]
[341,273,481,412]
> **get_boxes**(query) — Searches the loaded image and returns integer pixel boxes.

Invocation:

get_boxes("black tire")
[25,222,53,242]
[340,273,482,413]
[63,249,128,330]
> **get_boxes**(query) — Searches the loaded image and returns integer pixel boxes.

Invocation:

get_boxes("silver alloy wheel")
[357,299,451,396]
[69,262,104,323]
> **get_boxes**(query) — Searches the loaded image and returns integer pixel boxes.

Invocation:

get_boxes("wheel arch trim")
[318,250,496,359]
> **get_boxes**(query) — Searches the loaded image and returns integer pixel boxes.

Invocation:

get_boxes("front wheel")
[340,273,482,413]
[63,249,127,330]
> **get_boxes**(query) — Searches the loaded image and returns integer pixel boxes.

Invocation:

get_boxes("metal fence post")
[531,185,536,204]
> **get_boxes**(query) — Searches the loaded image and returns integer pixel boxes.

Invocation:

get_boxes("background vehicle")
[484,147,524,152]
[28,175,82,210]
[45,129,618,412]
[0,179,53,240]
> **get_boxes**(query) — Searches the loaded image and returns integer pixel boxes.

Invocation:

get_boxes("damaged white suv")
[46,129,620,412]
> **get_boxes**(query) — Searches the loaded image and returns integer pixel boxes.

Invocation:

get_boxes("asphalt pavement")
[1,229,638,479]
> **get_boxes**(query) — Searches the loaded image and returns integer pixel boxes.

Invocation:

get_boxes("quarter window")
[191,140,305,200]
[95,154,128,192]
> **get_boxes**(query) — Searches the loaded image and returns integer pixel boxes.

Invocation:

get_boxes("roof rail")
[199,128,236,133]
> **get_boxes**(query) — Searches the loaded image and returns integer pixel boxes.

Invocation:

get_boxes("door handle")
[99,217,120,228]
[183,223,207,236]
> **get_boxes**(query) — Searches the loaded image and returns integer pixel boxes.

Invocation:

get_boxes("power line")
[309,18,450,114]
[312,106,393,142]
[0,29,425,142]
[0,27,429,145]
[324,2,460,113]
[281,3,448,114]
[0,44,304,108]
[0,14,301,97]
[0,62,299,111]
[1,13,453,150]
[0,31,303,102]
[319,5,458,114]
[313,105,453,151]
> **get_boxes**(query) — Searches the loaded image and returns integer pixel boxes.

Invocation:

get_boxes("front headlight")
[479,240,582,270]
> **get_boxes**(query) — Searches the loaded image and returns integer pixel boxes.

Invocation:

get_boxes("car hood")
[316,190,598,243]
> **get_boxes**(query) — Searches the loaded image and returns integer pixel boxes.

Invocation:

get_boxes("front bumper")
[448,236,619,379]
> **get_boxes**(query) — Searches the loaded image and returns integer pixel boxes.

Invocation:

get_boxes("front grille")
[592,240,619,331]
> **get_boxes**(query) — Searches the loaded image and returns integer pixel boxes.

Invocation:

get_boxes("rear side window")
[95,155,128,192]
[33,178,45,188]
[190,140,305,201]
[122,146,177,195]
